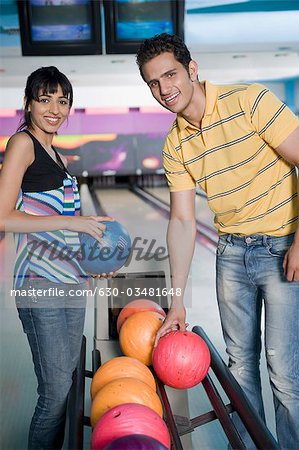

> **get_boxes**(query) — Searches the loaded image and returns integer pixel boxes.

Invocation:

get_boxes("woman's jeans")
[216,233,299,450]
[15,278,87,450]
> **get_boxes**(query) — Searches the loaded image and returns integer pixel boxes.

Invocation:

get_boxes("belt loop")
[262,235,269,246]
[226,234,232,244]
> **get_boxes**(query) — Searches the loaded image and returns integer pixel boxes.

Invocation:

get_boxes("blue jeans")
[216,233,299,450]
[15,278,87,450]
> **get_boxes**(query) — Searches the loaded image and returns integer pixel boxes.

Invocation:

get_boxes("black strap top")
[21,130,69,193]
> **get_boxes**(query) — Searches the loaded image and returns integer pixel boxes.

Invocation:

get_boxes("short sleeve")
[163,131,196,192]
[245,83,299,149]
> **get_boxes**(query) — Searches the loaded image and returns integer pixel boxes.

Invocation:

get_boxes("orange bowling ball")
[119,311,164,366]
[90,377,163,428]
[90,356,156,400]
[117,299,166,333]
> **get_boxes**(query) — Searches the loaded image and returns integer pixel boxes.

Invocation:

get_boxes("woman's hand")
[90,271,117,279]
[67,215,114,242]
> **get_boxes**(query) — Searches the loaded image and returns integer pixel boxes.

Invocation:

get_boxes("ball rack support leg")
[155,369,244,449]
[156,378,184,450]
[192,326,279,450]
[201,374,245,449]
[66,335,87,450]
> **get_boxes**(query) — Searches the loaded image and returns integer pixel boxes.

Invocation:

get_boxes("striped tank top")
[14,130,86,288]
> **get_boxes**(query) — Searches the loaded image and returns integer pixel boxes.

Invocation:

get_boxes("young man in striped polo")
[136,33,299,450]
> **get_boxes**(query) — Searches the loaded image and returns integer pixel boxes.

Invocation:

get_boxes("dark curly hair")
[18,66,73,131]
[136,33,192,81]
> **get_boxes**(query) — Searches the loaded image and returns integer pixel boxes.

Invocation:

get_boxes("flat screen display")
[29,0,92,42]
[115,0,174,41]
[104,0,184,54]
[18,0,102,55]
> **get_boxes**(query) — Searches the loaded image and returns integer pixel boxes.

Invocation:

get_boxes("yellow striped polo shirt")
[163,81,299,236]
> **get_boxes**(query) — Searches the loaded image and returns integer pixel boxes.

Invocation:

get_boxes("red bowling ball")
[152,330,211,389]
[104,434,168,450]
[91,403,170,450]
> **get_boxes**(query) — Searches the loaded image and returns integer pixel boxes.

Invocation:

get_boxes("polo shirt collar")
[204,80,218,116]
[176,80,218,131]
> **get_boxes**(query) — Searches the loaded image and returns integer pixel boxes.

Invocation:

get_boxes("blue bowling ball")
[79,220,131,274]
[104,434,168,450]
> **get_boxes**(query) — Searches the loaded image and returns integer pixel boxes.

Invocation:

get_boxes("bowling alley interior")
[1,1,299,449]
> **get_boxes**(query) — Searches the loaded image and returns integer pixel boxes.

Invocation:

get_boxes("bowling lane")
[0,233,37,450]
[144,186,216,230]
[95,188,168,248]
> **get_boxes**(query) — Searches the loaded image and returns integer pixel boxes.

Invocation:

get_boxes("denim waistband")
[220,233,294,246]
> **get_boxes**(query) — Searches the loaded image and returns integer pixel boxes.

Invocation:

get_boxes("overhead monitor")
[17,0,102,56]
[104,0,185,54]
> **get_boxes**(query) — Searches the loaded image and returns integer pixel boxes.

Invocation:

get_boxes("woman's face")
[28,84,70,135]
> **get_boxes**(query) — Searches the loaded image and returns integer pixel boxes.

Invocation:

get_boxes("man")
[136,33,299,450]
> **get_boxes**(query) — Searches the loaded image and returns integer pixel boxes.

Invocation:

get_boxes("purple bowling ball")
[104,434,168,450]
[79,220,131,274]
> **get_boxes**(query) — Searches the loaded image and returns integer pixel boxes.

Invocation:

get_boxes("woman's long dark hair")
[18,66,73,131]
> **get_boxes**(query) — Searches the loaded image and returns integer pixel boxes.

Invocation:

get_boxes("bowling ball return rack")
[66,325,279,450]
[69,184,280,448]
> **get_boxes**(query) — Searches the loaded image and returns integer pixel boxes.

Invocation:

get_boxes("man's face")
[142,52,197,114]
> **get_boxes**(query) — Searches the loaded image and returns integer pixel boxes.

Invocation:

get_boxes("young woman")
[0,66,110,450]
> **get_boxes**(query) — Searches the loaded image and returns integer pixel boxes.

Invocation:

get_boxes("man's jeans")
[15,278,87,450]
[216,233,299,450]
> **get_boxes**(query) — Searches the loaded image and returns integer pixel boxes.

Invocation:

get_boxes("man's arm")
[275,125,299,281]
[155,188,197,345]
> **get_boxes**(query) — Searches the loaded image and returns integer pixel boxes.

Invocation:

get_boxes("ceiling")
[0,0,299,110]
[1,48,299,110]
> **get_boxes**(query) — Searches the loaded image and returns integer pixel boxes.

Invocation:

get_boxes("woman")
[0,66,110,450]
